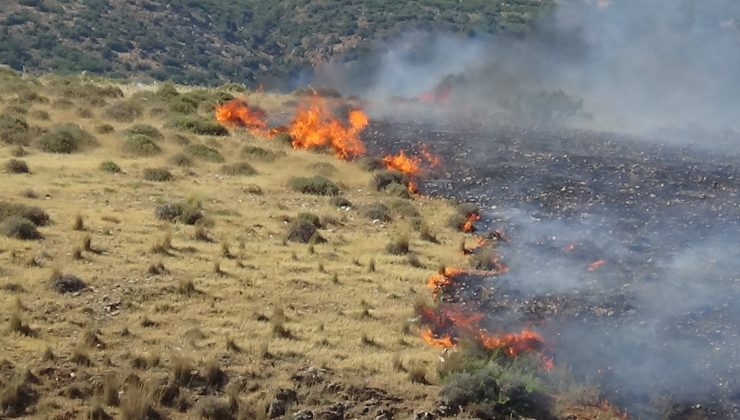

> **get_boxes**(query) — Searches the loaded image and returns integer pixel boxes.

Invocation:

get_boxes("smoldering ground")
[319,0,740,148]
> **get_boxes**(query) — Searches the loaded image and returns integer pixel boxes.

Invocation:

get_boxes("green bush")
[170,116,228,136]
[358,156,385,172]
[440,365,501,409]
[155,202,203,225]
[363,202,391,222]
[372,170,408,192]
[103,101,143,122]
[77,107,94,119]
[29,109,50,120]
[169,153,193,167]
[123,134,162,156]
[184,144,224,162]
[99,161,121,173]
[143,167,173,182]
[0,113,31,145]
[288,176,339,196]
[0,201,49,226]
[389,199,419,218]
[0,216,42,240]
[295,212,321,228]
[126,124,163,140]
[240,145,277,161]
[5,159,29,173]
[221,162,256,176]
[37,123,98,153]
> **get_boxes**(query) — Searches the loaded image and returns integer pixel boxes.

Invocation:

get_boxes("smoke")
[320,0,740,144]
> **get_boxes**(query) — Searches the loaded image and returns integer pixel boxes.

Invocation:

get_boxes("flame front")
[383,150,422,177]
[215,99,267,132]
[288,99,368,160]
[479,329,545,356]
[587,259,607,272]
[421,328,454,349]
[462,213,480,233]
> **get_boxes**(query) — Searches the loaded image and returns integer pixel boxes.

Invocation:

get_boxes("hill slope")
[0,0,552,86]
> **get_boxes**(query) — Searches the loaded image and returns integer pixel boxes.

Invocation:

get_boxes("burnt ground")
[363,121,740,419]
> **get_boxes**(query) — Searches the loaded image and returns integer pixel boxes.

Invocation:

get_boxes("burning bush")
[288,176,340,196]
[221,162,257,176]
[123,135,162,157]
[155,201,203,225]
[143,167,174,182]
[372,170,410,198]
[104,101,143,122]
[184,144,225,163]
[37,123,98,154]
[5,159,29,174]
[449,202,481,232]
[215,99,267,131]
[170,116,229,136]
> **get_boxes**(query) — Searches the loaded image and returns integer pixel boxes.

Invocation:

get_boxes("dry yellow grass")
[0,75,468,418]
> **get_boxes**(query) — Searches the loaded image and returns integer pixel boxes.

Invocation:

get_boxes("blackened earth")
[364,121,740,419]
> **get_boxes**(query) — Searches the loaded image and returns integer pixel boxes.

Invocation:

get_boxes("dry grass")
[0,76,471,419]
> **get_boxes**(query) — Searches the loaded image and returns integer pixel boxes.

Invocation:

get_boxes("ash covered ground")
[364,121,740,419]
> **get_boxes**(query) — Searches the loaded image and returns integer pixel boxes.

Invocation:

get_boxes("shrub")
[363,202,391,222]
[169,153,192,167]
[449,202,480,230]
[77,107,94,119]
[29,109,50,120]
[221,161,256,176]
[372,170,408,191]
[95,123,115,134]
[295,212,321,228]
[10,146,26,157]
[123,134,162,156]
[50,272,87,293]
[386,236,410,255]
[155,202,203,225]
[185,144,224,162]
[0,114,31,145]
[273,132,293,145]
[38,123,98,154]
[126,124,163,140]
[169,134,191,145]
[0,216,41,240]
[288,176,339,196]
[330,196,352,208]
[310,161,336,175]
[286,219,325,244]
[241,145,277,161]
[440,365,501,409]
[358,156,385,171]
[170,116,228,136]
[389,199,419,218]
[104,101,143,122]
[5,159,29,174]
[143,167,173,182]
[93,159,120,173]
[0,202,49,226]
[0,369,38,415]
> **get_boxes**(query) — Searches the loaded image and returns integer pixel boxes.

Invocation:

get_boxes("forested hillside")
[0,0,552,86]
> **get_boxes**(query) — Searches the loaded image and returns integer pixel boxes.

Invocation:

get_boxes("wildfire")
[215,99,267,132]
[382,146,442,194]
[462,212,480,233]
[479,329,545,357]
[421,144,442,168]
[288,99,368,160]
[421,328,454,349]
[426,267,465,298]
[587,259,607,272]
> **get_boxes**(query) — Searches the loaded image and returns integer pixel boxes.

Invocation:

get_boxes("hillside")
[0,0,552,86]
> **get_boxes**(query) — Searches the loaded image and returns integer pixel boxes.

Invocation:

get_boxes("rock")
[434,405,458,417]
[294,410,314,420]
[317,403,345,420]
[268,401,287,418]
[414,411,435,420]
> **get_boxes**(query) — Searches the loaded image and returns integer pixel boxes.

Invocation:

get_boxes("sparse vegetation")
[169,153,193,167]
[185,144,225,162]
[0,216,42,240]
[0,113,32,145]
[241,145,277,161]
[104,101,143,122]
[363,202,392,222]
[386,236,410,255]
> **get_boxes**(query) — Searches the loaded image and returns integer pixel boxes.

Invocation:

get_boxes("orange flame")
[587,259,607,272]
[462,213,480,233]
[421,328,455,349]
[215,99,267,132]
[426,267,464,297]
[479,329,545,357]
[383,150,421,177]
[421,144,442,168]
[288,99,368,160]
